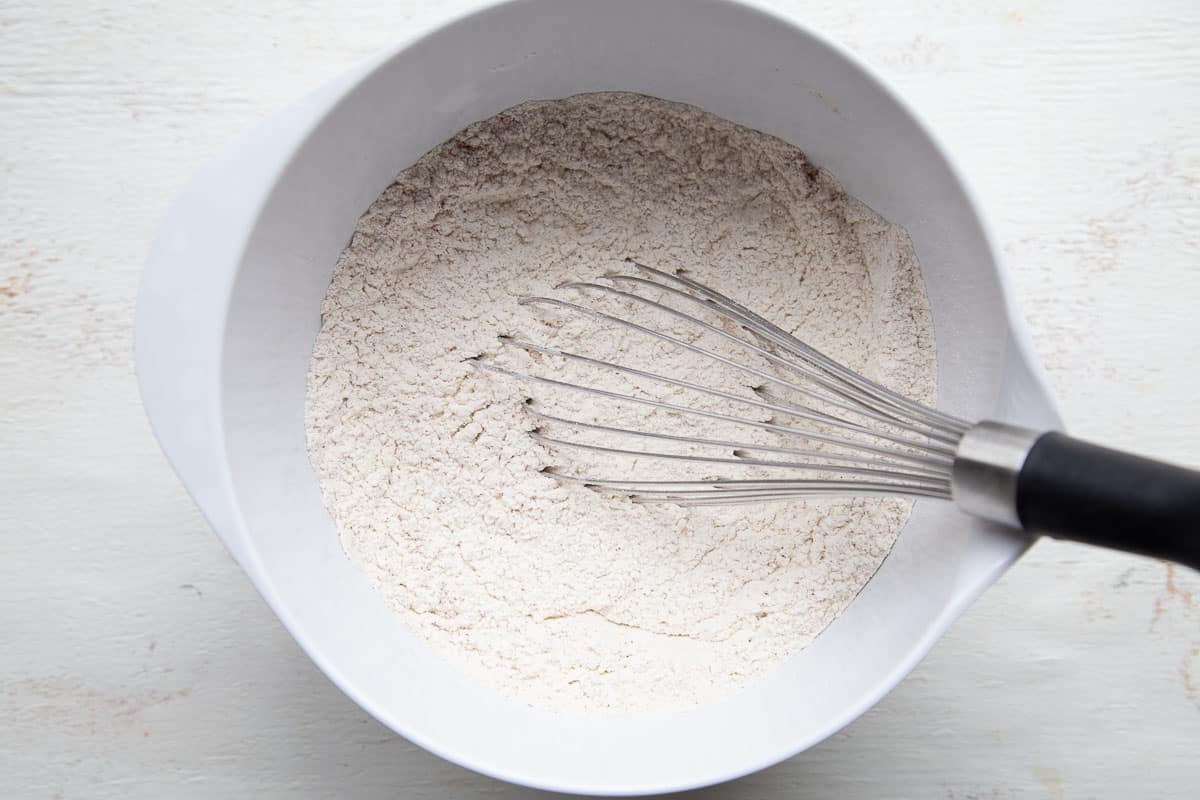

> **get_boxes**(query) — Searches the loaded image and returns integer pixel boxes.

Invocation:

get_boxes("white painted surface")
[1,0,1197,797]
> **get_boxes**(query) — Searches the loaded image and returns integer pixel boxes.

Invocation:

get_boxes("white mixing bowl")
[135,0,1061,793]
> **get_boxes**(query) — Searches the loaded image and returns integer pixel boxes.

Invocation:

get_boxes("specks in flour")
[305,93,936,713]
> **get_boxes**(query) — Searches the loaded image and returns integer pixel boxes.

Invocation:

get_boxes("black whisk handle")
[1016,432,1200,570]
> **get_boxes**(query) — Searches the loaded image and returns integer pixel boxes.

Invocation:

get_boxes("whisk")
[472,260,1200,570]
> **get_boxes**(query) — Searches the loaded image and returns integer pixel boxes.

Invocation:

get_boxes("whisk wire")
[529,431,949,488]
[499,334,956,454]
[475,359,954,470]
[524,404,951,480]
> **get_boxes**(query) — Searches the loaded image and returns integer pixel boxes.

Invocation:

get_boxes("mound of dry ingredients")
[305,93,936,713]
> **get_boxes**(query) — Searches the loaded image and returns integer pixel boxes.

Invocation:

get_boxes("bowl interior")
[218,0,1057,793]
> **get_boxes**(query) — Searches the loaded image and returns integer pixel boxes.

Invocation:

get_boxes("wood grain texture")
[2,0,1197,797]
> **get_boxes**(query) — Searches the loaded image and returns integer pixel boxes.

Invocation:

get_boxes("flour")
[304,93,936,713]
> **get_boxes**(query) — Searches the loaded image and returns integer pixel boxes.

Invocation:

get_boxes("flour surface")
[305,93,936,713]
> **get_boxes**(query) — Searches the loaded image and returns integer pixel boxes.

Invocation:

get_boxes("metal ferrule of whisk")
[470,259,1042,528]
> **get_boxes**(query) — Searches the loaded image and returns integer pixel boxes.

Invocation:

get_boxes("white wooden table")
[3,1,1198,797]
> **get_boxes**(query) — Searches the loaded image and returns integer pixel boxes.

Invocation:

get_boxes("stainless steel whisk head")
[471,259,972,506]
